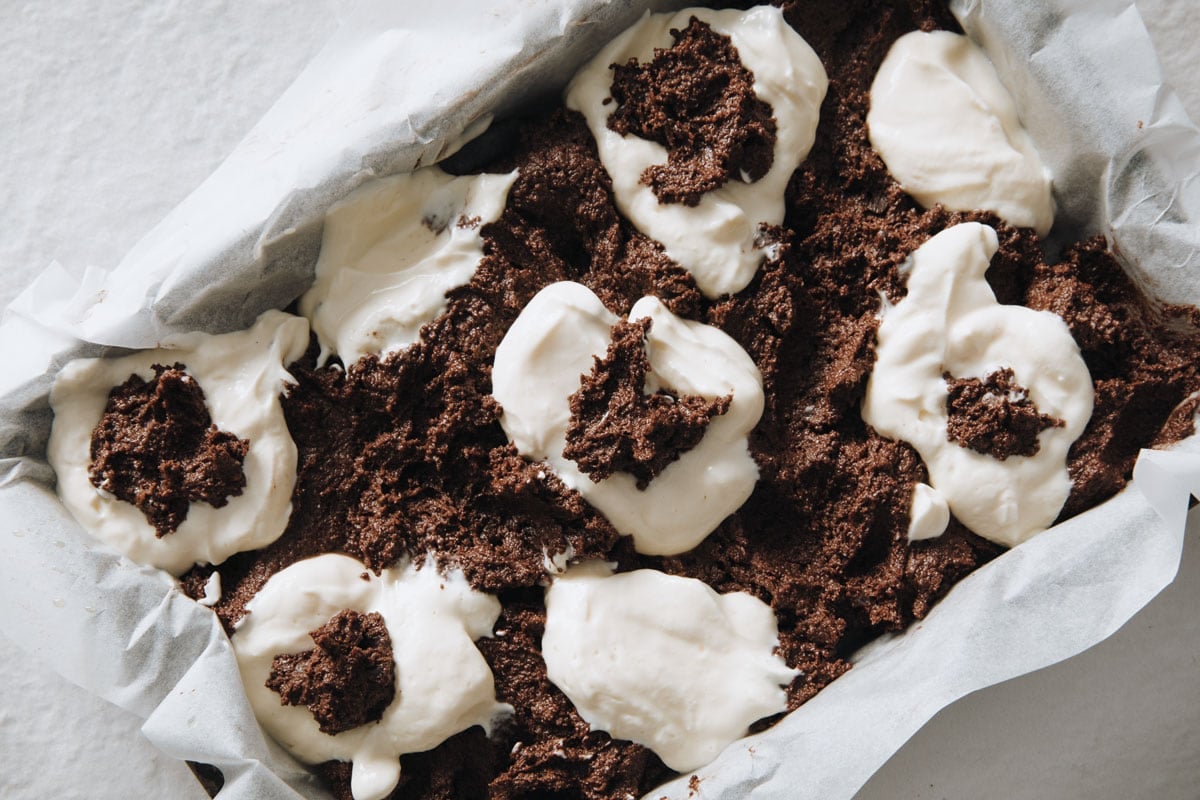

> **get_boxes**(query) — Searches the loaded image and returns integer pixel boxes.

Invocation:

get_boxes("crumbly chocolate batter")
[89,363,247,538]
[608,16,777,206]
[564,317,731,488]
[945,368,1064,460]
[174,1,1200,798]
[266,609,396,735]
[993,236,1200,520]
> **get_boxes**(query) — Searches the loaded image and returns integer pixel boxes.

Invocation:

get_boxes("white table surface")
[1,2,1197,798]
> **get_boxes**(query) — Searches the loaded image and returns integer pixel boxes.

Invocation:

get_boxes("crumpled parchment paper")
[1,1,1198,798]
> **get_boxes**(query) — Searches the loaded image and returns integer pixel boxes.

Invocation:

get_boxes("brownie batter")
[945,368,1064,460]
[266,609,397,735]
[173,1,1200,797]
[608,16,777,206]
[563,317,731,488]
[89,363,248,538]
[996,235,1200,521]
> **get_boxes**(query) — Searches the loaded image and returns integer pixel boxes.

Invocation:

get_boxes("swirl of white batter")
[231,554,509,800]
[861,223,1093,546]
[868,30,1055,235]
[48,310,309,575]
[566,6,827,298]
[492,282,763,556]
[542,562,796,772]
[299,166,517,367]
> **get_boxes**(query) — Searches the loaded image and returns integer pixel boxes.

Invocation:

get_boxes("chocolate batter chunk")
[608,16,777,206]
[564,317,731,488]
[88,363,248,537]
[266,609,396,735]
[945,368,1064,460]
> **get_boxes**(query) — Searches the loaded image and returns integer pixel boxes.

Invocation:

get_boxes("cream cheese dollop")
[566,6,827,297]
[907,482,950,542]
[299,166,517,366]
[231,554,509,800]
[862,223,1092,546]
[197,571,223,607]
[492,282,763,556]
[867,30,1054,235]
[47,310,309,575]
[542,562,796,772]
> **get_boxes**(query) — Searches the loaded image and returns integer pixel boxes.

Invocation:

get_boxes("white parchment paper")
[0,1,1198,799]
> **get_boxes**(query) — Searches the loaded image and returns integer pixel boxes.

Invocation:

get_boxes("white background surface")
[0,2,1197,798]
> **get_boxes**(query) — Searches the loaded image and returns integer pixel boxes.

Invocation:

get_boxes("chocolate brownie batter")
[172,1,1200,798]
[945,368,1064,460]
[89,363,248,538]
[564,317,731,488]
[266,609,396,735]
[608,16,777,206]
[995,235,1200,521]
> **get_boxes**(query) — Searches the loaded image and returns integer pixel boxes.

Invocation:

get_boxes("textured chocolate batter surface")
[266,609,396,735]
[564,317,731,488]
[89,363,248,538]
[608,16,777,206]
[170,1,1200,798]
[945,368,1064,460]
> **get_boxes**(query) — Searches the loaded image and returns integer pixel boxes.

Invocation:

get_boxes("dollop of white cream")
[861,223,1093,546]
[542,562,796,772]
[47,310,309,575]
[299,166,517,366]
[907,482,950,542]
[492,282,763,555]
[867,30,1054,235]
[231,554,509,800]
[566,6,827,297]
[197,571,223,607]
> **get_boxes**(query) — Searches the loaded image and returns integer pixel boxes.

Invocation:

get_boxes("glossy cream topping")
[907,482,950,542]
[862,223,1093,546]
[197,571,223,607]
[542,562,796,772]
[492,282,763,555]
[299,166,518,366]
[47,310,309,575]
[566,6,827,298]
[231,554,508,800]
[868,30,1055,235]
